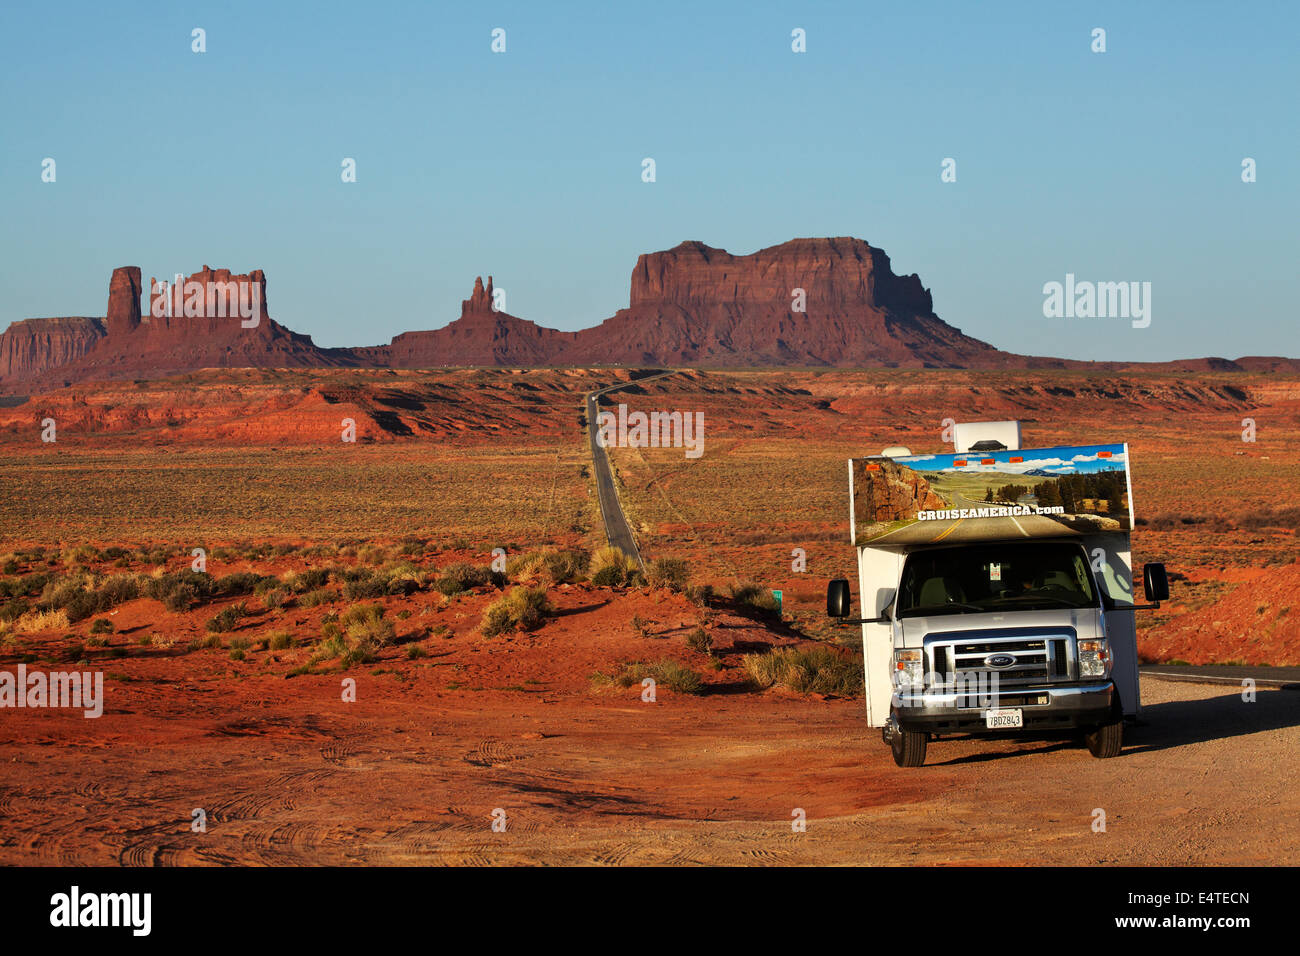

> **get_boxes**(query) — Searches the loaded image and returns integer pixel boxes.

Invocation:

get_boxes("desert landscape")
[0,219,1297,867]
[1,354,1298,864]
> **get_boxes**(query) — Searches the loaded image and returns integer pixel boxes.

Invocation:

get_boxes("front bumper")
[893,680,1115,733]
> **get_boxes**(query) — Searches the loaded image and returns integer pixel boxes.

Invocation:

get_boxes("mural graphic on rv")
[850,444,1132,547]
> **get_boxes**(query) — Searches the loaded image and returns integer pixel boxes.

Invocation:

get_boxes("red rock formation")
[105,266,142,335]
[147,265,268,325]
[854,459,947,530]
[554,238,1013,368]
[1,266,355,392]
[0,317,106,381]
[3,240,1295,393]
[383,276,578,368]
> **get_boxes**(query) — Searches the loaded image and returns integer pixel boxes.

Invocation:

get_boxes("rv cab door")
[1083,533,1141,718]
[857,547,904,728]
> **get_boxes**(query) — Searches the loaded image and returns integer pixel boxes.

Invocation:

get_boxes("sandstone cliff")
[5,239,1293,394]
[553,238,1012,368]
[0,265,354,392]
[0,317,106,380]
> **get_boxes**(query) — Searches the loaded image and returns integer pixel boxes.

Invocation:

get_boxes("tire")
[1085,705,1124,758]
[890,724,928,767]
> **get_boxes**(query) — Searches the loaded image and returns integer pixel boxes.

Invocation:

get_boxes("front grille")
[926,627,1076,692]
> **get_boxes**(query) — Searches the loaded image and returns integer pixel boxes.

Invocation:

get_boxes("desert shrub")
[310,611,382,668]
[206,603,247,634]
[505,549,588,585]
[590,546,640,588]
[266,630,293,650]
[63,545,97,566]
[342,569,387,600]
[262,587,290,610]
[505,551,545,580]
[434,562,492,596]
[383,572,419,597]
[480,586,550,637]
[590,659,703,695]
[729,581,780,616]
[299,587,337,608]
[39,573,140,623]
[684,583,715,607]
[341,603,396,647]
[16,609,71,633]
[0,598,29,623]
[24,572,51,595]
[69,591,104,622]
[39,574,91,610]
[143,570,215,612]
[214,571,265,596]
[542,549,589,584]
[685,627,713,655]
[283,567,330,593]
[742,646,863,696]
[97,574,140,606]
[253,576,281,595]
[645,557,690,591]
[340,643,377,668]
[89,618,115,635]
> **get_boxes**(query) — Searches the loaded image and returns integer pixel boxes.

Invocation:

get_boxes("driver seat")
[919,576,966,606]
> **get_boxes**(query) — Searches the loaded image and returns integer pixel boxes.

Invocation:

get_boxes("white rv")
[827,421,1169,767]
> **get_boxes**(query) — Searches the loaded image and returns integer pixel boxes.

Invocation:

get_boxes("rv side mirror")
[827,579,851,618]
[1143,563,1170,603]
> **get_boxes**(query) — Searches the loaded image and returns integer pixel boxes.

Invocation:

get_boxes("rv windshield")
[895,542,1098,618]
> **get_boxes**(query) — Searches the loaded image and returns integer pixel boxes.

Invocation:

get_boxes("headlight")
[894,648,924,691]
[1078,638,1112,678]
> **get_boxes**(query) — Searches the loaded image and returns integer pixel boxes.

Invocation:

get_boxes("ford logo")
[984,653,1017,668]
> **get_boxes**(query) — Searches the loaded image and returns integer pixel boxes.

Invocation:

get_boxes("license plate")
[985,708,1023,729]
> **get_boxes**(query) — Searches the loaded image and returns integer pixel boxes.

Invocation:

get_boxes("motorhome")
[826,421,1169,767]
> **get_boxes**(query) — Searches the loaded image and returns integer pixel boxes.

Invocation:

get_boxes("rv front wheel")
[890,725,928,767]
[1084,706,1124,759]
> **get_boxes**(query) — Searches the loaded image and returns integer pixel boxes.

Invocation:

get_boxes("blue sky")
[2,1,1296,360]
[900,445,1128,475]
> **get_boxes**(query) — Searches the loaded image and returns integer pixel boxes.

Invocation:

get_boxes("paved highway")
[585,371,675,569]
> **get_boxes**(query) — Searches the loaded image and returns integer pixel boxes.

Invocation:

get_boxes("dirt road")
[2,674,1294,866]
